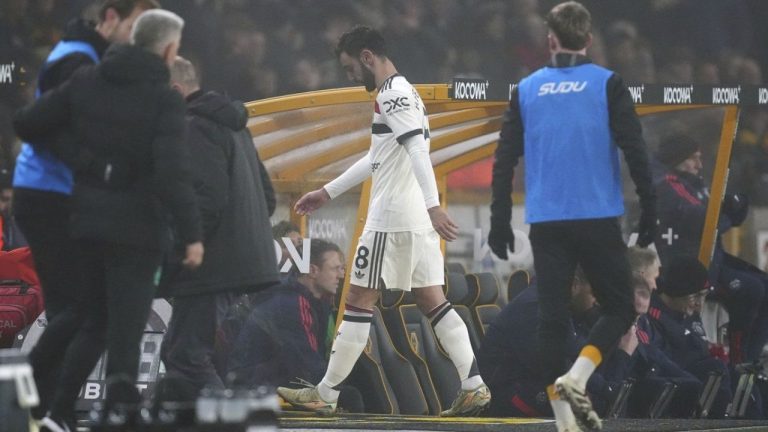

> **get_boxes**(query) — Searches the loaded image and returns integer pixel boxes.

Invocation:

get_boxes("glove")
[722,193,749,226]
[488,220,515,260]
[636,203,657,248]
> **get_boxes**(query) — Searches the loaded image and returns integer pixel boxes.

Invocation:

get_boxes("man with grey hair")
[14,9,202,431]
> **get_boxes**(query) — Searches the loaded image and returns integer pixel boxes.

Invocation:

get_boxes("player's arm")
[489,86,524,259]
[608,73,657,247]
[491,86,524,223]
[294,153,371,215]
[13,76,74,144]
[385,88,458,241]
[401,134,458,241]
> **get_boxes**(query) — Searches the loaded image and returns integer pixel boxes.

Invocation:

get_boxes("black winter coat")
[160,91,278,297]
[13,44,202,249]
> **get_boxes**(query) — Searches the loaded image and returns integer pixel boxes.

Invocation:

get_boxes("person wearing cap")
[644,255,732,418]
[654,133,768,365]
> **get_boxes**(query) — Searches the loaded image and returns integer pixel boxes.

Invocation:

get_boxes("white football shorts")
[349,228,445,291]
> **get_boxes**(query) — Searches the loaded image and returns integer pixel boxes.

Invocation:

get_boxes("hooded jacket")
[159,91,278,297]
[13,44,202,249]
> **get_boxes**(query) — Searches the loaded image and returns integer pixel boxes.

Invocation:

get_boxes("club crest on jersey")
[371,162,381,173]
[383,96,410,114]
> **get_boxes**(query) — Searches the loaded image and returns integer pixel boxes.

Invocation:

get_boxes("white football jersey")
[365,74,433,232]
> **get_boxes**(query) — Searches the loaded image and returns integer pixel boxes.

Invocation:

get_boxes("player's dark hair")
[98,0,160,21]
[545,1,591,50]
[272,220,300,241]
[335,25,388,59]
[309,239,342,268]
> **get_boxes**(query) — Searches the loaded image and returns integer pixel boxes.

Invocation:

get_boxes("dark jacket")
[160,90,278,297]
[227,279,334,388]
[634,317,699,382]
[654,169,709,264]
[654,167,734,279]
[646,294,712,369]
[12,44,202,249]
[478,284,585,416]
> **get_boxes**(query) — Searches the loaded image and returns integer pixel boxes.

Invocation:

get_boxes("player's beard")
[362,66,376,92]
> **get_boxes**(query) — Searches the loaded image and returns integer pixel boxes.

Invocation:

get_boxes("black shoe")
[98,374,142,428]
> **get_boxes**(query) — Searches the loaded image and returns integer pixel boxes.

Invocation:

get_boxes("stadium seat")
[445,272,482,353]
[380,302,458,414]
[370,307,431,415]
[507,269,531,304]
[401,304,460,412]
[463,273,501,337]
[474,305,500,337]
[378,293,442,415]
[347,319,400,414]
[446,262,467,275]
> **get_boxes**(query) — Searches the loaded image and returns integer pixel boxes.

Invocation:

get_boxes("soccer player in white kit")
[277,25,490,417]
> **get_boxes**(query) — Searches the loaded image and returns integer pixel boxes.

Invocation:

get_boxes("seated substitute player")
[277,25,490,417]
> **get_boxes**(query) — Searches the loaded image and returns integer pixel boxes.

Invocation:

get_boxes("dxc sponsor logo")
[455,80,489,100]
[628,85,645,104]
[759,88,768,105]
[663,86,693,104]
[538,81,587,96]
[275,237,310,274]
[712,86,740,104]
[383,97,409,113]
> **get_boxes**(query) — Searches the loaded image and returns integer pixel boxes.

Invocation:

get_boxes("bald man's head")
[170,56,200,98]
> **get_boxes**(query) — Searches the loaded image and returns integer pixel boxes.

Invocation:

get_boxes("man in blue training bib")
[489,2,656,431]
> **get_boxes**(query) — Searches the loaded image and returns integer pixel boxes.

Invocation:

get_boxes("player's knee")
[346,284,379,310]
[413,285,447,314]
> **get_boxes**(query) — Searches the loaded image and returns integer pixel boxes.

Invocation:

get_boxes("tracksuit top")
[14,40,99,194]
[517,62,623,223]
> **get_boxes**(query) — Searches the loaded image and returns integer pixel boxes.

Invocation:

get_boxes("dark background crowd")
[2,0,768,170]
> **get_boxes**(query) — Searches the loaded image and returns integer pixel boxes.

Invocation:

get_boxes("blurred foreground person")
[489,2,655,430]
[13,10,202,431]
[11,0,158,421]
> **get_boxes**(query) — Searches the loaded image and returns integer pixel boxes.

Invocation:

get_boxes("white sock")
[317,305,372,402]
[429,303,483,390]
[567,345,602,390]
[550,399,577,431]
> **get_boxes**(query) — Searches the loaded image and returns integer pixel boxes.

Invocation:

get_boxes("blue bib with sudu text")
[517,62,624,223]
